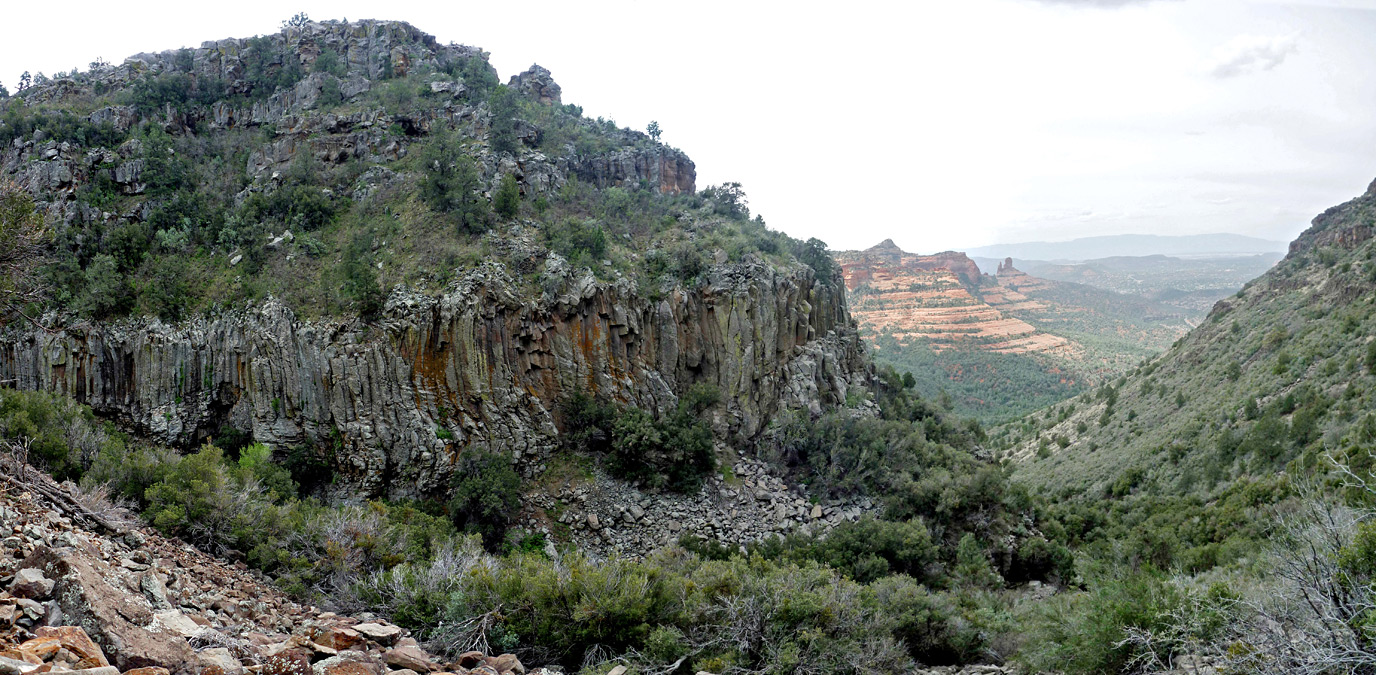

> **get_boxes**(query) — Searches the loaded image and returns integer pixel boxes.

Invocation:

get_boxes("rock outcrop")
[571,146,696,196]
[0,18,855,500]
[0,259,866,500]
[1288,176,1376,256]
[507,65,561,106]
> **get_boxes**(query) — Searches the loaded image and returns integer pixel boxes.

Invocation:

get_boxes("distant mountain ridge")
[968,233,1287,262]
[971,252,1282,316]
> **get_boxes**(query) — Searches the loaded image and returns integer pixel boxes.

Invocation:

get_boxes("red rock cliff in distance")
[834,241,1073,355]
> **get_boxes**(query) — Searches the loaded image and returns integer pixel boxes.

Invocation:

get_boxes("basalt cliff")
[0,19,869,500]
[0,261,863,499]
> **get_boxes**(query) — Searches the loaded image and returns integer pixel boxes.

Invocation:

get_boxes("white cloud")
[1033,0,1171,7]
[1205,34,1299,78]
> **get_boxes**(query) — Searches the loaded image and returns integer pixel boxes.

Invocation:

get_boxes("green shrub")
[545,218,607,267]
[871,575,983,665]
[488,86,518,155]
[0,388,123,481]
[143,443,235,543]
[76,254,134,319]
[1007,537,1075,585]
[607,384,718,492]
[1019,569,1233,675]
[561,385,718,493]
[281,443,335,495]
[767,516,939,584]
[418,132,490,234]
[236,442,299,499]
[242,182,338,232]
[342,231,385,319]
[313,48,347,77]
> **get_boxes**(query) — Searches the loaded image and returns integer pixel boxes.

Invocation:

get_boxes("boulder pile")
[519,456,879,559]
[0,482,549,675]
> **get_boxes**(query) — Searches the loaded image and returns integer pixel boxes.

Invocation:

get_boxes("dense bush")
[487,86,518,155]
[342,231,385,319]
[241,182,339,232]
[446,446,522,550]
[0,103,126,147]
[755,516,939,584]
[123,72,226,113]
[1018,567,1234,674]
[561,383,719,492]
[544,218,607,268]
[367,544,943,671]
[0,388,125,481]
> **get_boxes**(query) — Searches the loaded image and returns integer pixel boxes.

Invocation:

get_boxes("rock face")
[1288,176,1376,256]
[0,18,859,500]
[0,259,866,499]
[19,547,198,673]
[572,146,696,196]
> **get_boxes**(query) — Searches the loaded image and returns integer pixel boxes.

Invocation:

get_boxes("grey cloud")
[1207,35,1298,78]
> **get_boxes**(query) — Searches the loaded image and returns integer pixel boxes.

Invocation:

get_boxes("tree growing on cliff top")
[702,182,749,220]
[282,12,311,29]
[488,86,518,155]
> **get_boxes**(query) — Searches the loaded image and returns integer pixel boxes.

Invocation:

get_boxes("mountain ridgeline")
[0,20,868,498]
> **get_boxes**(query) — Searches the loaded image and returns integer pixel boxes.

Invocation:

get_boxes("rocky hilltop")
[6,20,695,211]
[0,19,868,499]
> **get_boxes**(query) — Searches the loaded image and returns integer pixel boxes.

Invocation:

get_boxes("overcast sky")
[4,0,1376,253]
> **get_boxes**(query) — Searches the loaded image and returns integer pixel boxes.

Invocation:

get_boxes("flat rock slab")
[350,622,401,645]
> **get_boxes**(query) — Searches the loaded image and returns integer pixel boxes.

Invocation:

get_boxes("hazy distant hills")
[972,253,1282,316]
[967,233,1287,262]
